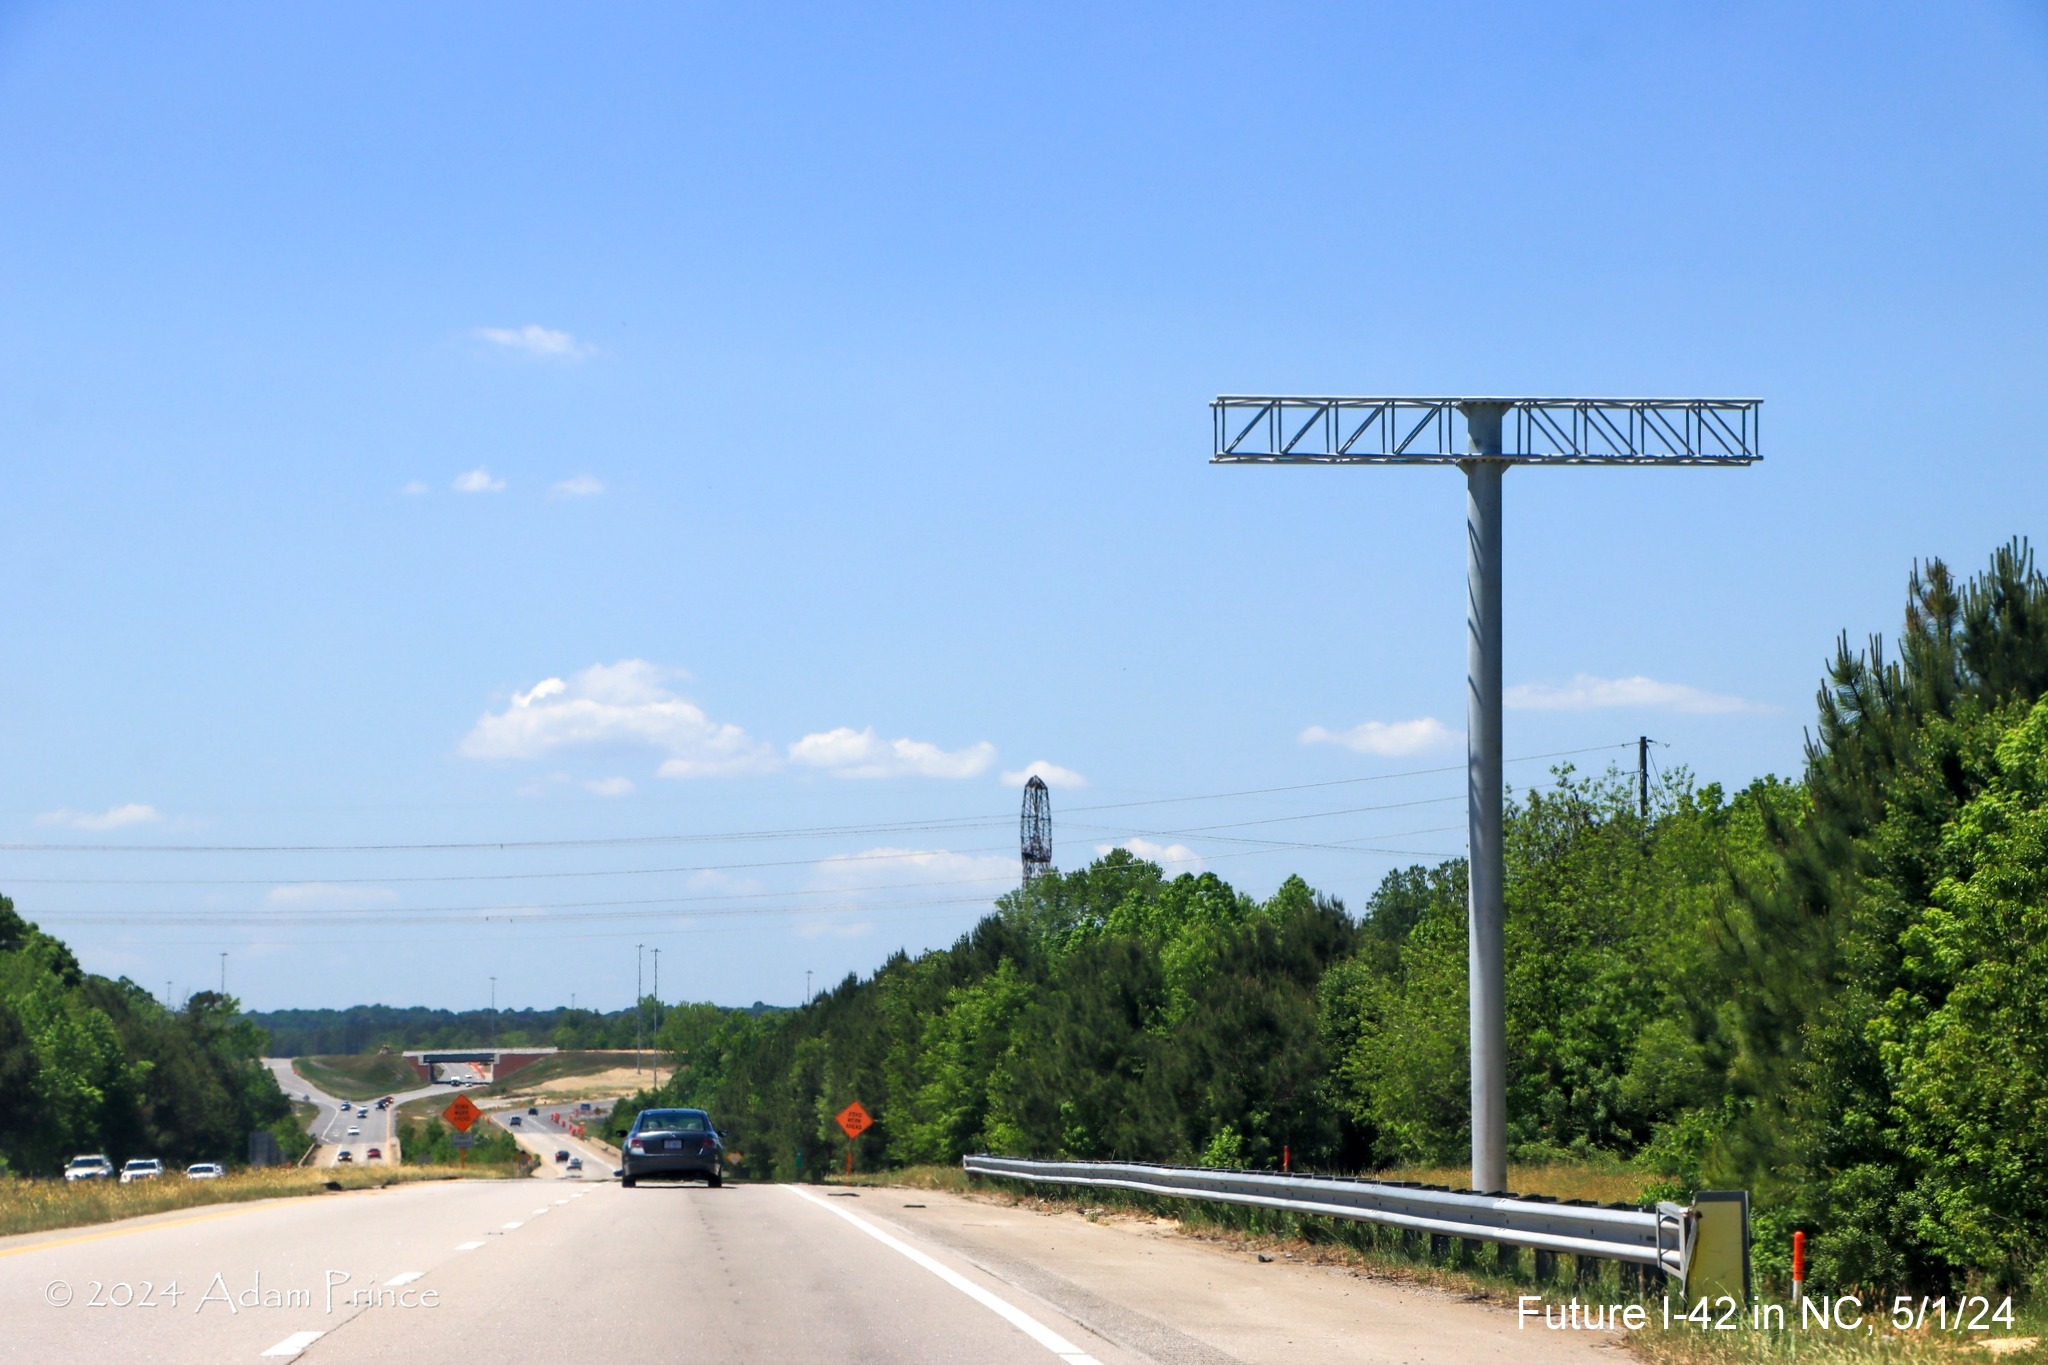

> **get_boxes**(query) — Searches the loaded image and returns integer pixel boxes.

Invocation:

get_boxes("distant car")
[357,1107,368,1117]
[566,1156,583,1171]
[184,1162,224,1179]
[336,1150,353,1163]
[528,1106,539,1115]
[365,1147,382,1161]
[553,1149,569,1163]
[507,1116,521,1127]
[346,1125,361,1136]
[64,1155,114,1182]
[119,1158,163,1184]
[620,1108,723,1189]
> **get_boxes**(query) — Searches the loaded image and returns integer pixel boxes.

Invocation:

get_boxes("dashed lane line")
[383,1272,423,1287]
[501,1222,523,1230]
[785,1185,1105,1365]
[260,1330,325,1358]
[454,1241,484,1251]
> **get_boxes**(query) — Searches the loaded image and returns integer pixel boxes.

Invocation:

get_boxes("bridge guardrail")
[962,1155,1703,1292]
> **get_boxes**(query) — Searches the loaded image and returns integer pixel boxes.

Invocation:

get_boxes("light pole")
[219,952,227,997]
[489,976,497,1051]
[1212,395,1759,1194]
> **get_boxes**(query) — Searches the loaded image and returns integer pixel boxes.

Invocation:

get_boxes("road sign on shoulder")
[443,1095,481,1131]
[835,1101,873,1140]
[450,1132,475,1148]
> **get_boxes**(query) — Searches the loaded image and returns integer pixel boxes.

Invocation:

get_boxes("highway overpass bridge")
[401,1047,556,1083]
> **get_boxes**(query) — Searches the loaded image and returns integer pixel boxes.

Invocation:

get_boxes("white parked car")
[184,1162,224,1179]
[346,1125,361,1136]
[119,1158,163,1184]
[63,1154,114,1181]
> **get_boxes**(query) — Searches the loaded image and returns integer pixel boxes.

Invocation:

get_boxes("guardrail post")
[1533,1249,1557,1282]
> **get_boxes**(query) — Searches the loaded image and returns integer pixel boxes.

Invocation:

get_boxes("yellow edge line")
[0,1195,323,1259]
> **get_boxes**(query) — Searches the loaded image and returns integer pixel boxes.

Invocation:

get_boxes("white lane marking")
[531,1208,549,1215]
[501,1221,523,1230]
[786,1186,1104,1365]
[553,1199,569,1205]
[382,1272,423,1287]
[454,1241,484,1251]
[260,1330,325,1357]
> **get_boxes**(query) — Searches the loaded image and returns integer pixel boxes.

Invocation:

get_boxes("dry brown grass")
[0,1164,516,1239]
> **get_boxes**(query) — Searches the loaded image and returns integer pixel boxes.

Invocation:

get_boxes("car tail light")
[628,1140,644,1153]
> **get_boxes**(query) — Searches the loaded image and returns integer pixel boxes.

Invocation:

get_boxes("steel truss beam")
[1211,396,1761,466]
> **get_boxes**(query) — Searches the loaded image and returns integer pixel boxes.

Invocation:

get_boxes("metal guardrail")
[963,1156,1693,1285]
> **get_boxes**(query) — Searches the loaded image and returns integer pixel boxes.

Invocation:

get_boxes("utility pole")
[805,970,812,1005]
[1213,395,1759,1195]
[635,945,645,1074]
[489,976,497,1050]
[1638,736,1652,824]
[219,952,227,997]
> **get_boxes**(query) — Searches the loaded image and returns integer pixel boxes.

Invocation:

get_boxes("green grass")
[289,1053,423,1102]
[0,1165,516,1239]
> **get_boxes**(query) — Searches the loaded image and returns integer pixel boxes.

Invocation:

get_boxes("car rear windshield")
[633,1110,709,1134]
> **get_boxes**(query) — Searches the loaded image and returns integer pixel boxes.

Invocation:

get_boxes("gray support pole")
[1460,402,1508,1196]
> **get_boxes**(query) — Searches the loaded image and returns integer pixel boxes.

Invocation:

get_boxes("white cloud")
[461,660,777,778]
[550,475,604,498]
[1505,674,1767,715]
[453,468,506,494]
[400,480,430,496]
[264,884,399,910]
[34,803,162,831]
[809,847,1017,893]
[1300,717,1456,757]
[787,727,996,780]
[1093,837,1204,871]
[474,324,592,359]
[583,776,635,797]
[1000,760,1088,789]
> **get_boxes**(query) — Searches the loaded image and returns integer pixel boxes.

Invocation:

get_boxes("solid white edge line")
[785,1186,1103,1365]
[259,1329,325,1357]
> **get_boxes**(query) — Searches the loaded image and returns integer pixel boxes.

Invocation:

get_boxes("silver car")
[63,1155,113,1182]
[119,1158,163,1183]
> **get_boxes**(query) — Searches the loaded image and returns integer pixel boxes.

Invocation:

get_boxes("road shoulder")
[846,1185,1632,1364]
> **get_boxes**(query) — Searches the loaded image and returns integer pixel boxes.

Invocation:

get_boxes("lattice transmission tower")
[1020,775,1053,885]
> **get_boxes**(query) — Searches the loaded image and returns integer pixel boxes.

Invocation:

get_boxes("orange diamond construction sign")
[442,1095,481,1132]
[835,1101,873,1140]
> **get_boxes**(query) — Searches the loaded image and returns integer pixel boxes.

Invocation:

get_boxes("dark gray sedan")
[620,1107,723,1188]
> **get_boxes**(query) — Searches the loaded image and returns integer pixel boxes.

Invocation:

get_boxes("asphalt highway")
[261,1059,441,1168]
[2,1177,1623,1363]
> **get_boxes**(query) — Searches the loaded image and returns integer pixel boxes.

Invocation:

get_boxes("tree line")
[607,541,2048,1298]
[243,1000,784,1056]
[0,901,301,1175]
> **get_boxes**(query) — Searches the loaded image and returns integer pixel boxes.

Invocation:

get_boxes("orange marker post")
[1791,1230,1805,1303]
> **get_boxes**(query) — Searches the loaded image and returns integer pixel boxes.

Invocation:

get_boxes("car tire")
[707,1171,722,1188]
[621,1176,636,1188]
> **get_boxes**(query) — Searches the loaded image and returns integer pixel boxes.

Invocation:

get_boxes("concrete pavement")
[1,1176,1629,1363]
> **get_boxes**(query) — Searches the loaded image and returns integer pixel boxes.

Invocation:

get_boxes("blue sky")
[1,2,2043,1013]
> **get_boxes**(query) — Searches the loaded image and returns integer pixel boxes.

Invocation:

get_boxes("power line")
[0,742,1631,858]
